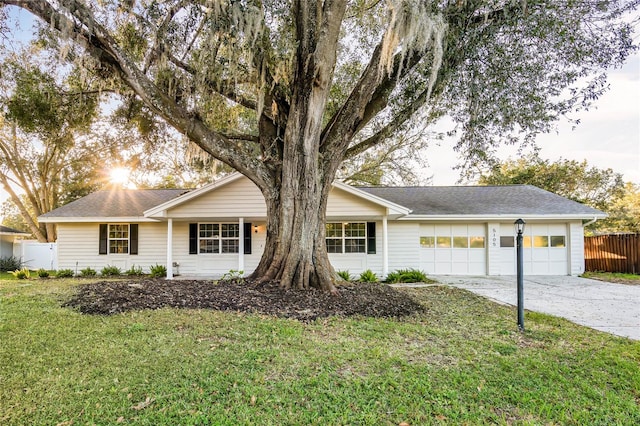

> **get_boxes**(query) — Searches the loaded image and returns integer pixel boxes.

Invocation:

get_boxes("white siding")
[486,222,502,275]
[168,178,267,219]
[57,222,167,273]
[0,237,12,258]
[326,188,386,218]
[569,221,585,276]
[386,222,420,275]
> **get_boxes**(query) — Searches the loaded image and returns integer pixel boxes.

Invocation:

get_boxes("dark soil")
[64,279,425,321]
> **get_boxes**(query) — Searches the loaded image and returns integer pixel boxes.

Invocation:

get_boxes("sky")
[425,53,640,186]
[0,8,639,221]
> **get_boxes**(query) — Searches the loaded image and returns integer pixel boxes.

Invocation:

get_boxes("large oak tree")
[1,0,636,291]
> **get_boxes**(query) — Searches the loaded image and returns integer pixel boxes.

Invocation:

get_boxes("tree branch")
[5,0,270,188]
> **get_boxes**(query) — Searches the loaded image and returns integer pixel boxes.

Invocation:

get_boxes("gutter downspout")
[583,216,599,228]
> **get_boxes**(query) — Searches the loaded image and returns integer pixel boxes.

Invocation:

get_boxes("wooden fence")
[584,234,640,274]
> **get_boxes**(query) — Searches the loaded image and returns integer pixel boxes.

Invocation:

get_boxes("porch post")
[382,215,389,278]
[166,218,173,279]
[238,217,245,273]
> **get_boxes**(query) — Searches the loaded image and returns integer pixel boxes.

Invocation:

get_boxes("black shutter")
[367,222,376,254]
[243,222,252,254]
[99,224,108,255]
[130,224,138,255]
[189,223,198,254]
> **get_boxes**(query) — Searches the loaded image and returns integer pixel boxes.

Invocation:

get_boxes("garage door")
[499,223,568,275]
[419,224,486,275]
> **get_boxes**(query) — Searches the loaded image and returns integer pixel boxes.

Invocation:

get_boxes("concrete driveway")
[433,275,640,340]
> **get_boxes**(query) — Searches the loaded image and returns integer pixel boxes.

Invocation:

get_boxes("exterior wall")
[569,221,585,275]
[0,237,12,258]
[386,222,421,274]
[168,178,267,219]
[170,220,266,277]
[57,222,168,273]
[486,222,502,275]
[326,188,387,217]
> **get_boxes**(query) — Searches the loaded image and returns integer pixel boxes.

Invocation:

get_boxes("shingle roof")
[39,188,189,218]
[357,185,604,216]
[39,182,604,220]
[0,225,30,235]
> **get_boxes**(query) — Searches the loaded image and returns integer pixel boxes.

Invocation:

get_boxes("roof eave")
[398,213,607,221]
[38,216,162,223]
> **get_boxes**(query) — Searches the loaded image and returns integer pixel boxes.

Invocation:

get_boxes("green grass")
[1,279,639,425]
[583,271,640,284]
[0,270,57,280]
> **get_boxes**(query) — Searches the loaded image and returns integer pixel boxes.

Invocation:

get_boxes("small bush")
[337,270,353,281]
[80,267,97,277]
[149,264,167,278]
[385,268,431,283]
[0,256,23,272]
[10,268,30,279]
[37,268,50,278]
[359,269,379,283]
[220,269,244,284]
[56,269,75,278]
[101,265,121,276]
[125,264,144,276]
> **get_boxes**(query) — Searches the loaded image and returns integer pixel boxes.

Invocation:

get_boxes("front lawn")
[583,271,640,285]
[1,278,638,425]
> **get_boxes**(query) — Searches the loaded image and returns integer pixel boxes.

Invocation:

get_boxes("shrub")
[125,264,144,276]
[10,268,30,279]
[358,269,379,283]
[337,270,353,281]
[219,269,244,284]
[80,267,97,277]
[149,264,167,278]
[56,269,75,278]
[385,268,431,283]
[100,265,121,276]
[0,256,23,272]
[37,268,50,278]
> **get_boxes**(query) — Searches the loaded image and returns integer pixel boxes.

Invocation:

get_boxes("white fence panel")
[14,240,58,270]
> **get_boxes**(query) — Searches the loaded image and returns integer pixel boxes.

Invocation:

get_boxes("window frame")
[197,223,240,254]
[326,222,367,254]
[108,223,130,254]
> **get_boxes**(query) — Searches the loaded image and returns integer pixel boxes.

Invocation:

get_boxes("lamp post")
[515,218,526,332]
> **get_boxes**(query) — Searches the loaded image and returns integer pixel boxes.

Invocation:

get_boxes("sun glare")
[109,167,136,189]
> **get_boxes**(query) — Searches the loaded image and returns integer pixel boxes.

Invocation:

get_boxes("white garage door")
[419,224,486,275]
[499,223,568,275]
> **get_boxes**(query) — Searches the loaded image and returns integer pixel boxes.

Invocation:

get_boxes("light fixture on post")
[514,218,526,332]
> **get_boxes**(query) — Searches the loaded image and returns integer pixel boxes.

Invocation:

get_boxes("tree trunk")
[250,171,337,293]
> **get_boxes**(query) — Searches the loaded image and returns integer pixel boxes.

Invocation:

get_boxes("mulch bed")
[64,279,425,321]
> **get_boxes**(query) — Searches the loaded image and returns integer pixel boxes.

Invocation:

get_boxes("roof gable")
[144,174,411,219]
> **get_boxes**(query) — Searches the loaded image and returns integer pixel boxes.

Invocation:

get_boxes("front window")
[109,224,129,254]
[326,222,366,253]
[199,223,239,254]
